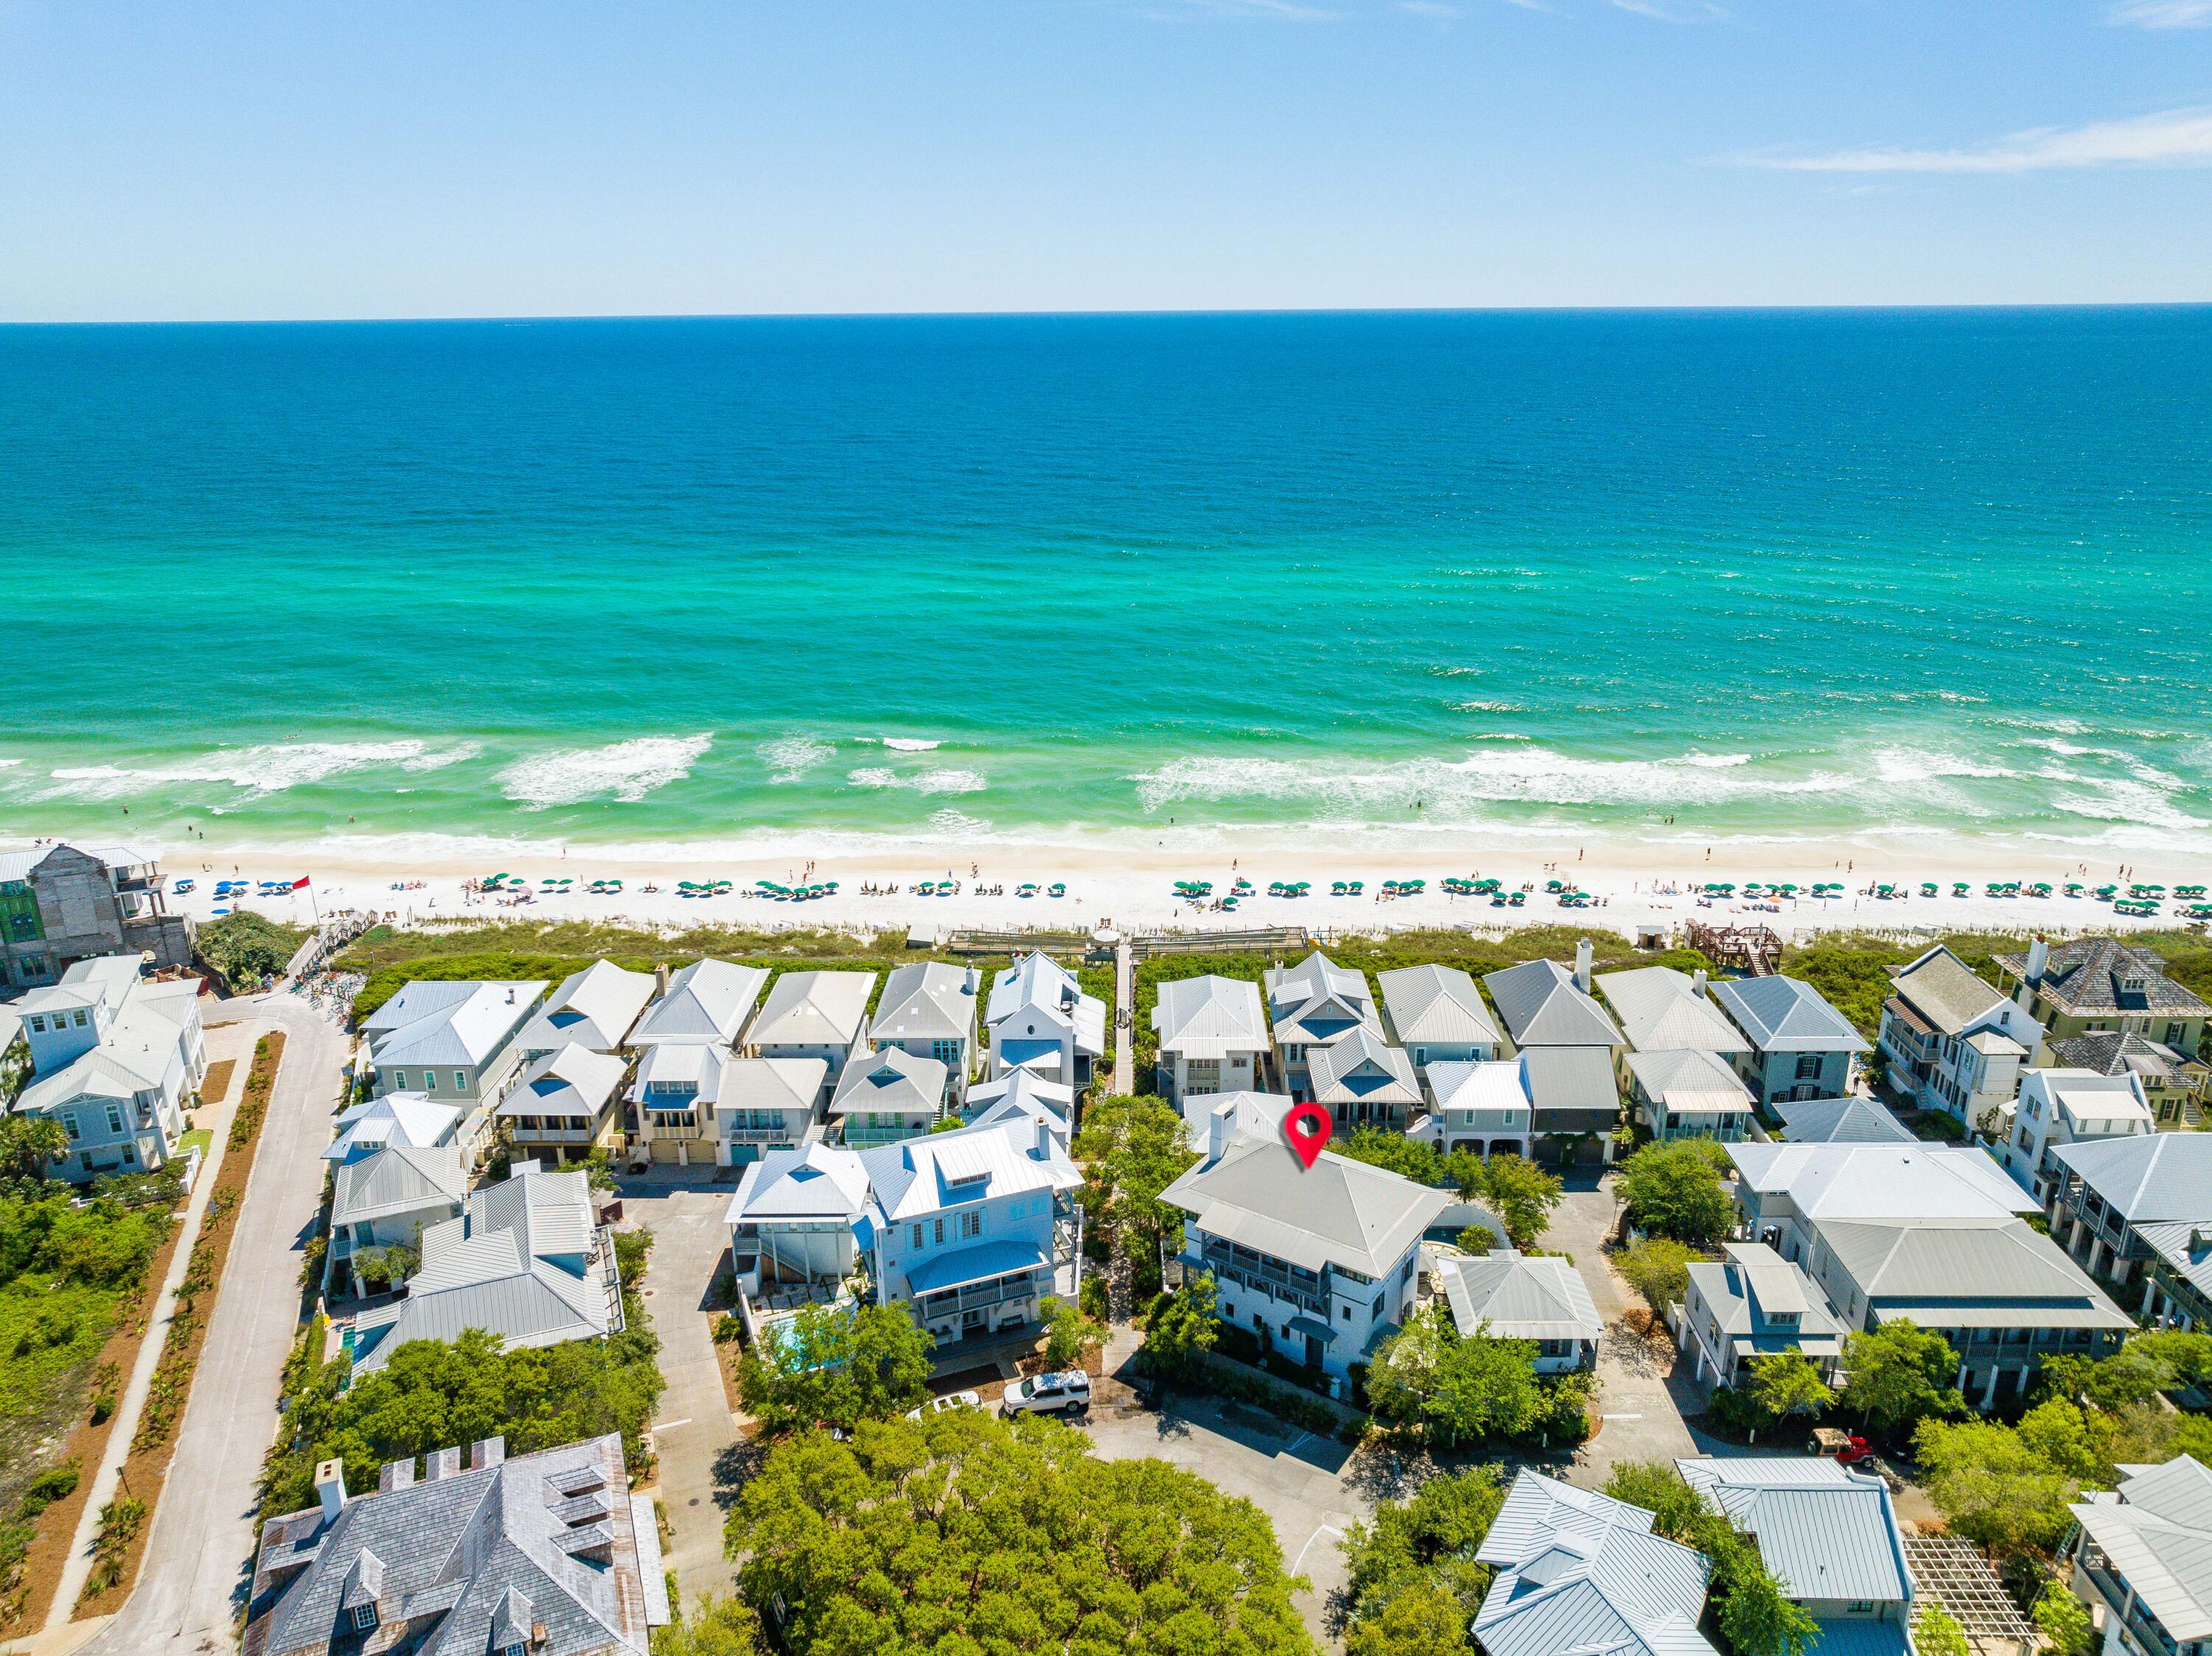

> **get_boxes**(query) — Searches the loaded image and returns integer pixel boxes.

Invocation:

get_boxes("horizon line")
[5,299,2212,328]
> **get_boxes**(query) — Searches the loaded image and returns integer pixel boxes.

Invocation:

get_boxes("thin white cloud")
[1733,105,2212,173]
[1397,0,1459,14]
[2108,0,2212,26]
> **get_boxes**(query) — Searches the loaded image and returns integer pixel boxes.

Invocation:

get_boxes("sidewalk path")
[1113,939,1133,1096]
[72,993,350,1656]
[621,1172,742,1610]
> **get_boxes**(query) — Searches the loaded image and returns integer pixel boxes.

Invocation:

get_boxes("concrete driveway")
[1544,1177,1708,1483]
[77,989,354,1656]
[615,1168,743,1610]
[1086,1382,1377,1649]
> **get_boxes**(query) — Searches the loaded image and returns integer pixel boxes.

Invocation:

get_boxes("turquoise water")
[4,308,2211,860]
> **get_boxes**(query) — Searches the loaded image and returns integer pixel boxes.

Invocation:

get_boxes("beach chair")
[1952,883,1970,897]
[1332,882,1349,896]
[1508,891,1526,907]
[1347,881,1363,895]
[1048,883,1065,898]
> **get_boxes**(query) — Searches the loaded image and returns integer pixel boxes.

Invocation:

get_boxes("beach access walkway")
[1113,936,1133,1095]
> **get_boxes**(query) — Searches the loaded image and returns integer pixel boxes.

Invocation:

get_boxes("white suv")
[999,1371,1092,1418]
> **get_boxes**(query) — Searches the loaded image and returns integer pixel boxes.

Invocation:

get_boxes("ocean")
[5,307,2211,865]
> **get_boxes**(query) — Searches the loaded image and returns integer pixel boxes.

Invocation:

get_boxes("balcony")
[512,1124,595,1143]
[723,1124,803,1145]
[1197,1239,1332,1317]
[917,1269,1049,1318]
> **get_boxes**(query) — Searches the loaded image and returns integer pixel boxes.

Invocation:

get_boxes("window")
[933,1039,961,1066]
[453,1071,467,1091]
[933,1217,946,1245]
[63,1113,80,1143]
[106,1105,125,1134]
[73,1009,88,1027]
[1794,1054,1822,1081]
[911,1223,925,1249]
[422,1071,437,1090]
[349,1604,378,1632]
[1413,1047,1427,1066]
[1847,1602,1874,1615]
[959,1210,982,1239]
[26,1015,42,1032]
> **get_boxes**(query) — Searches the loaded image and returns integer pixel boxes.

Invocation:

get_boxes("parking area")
[616,1168,743,1610]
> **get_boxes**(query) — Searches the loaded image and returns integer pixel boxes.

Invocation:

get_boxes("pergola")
[1902,1534,2037,1656]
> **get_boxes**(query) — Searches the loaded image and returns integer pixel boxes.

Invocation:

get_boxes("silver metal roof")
[1377,964,1501,1047]
[2052,1130,2212,1222]
[1676,1461,1908,1605]
[1484,958,1624,1048]
[1708,975,1869,1055]
[1163,1134,1452,1278]
[1772,1096,1916,1145]
[1441,1250,1602,1343]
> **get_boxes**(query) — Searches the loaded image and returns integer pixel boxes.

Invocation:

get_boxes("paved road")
[618,1172,741,1610]
[1545,1178,1707,1483]
[78,992,352,1656]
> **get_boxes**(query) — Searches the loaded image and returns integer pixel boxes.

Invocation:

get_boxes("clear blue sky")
[3,0,2208,319]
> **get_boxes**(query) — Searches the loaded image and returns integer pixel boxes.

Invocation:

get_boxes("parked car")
[905,1391,983,1422]
[1000,1371,1092,1418]
[1811,1427,1872,1465]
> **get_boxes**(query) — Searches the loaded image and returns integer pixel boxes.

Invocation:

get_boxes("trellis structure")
[1686,920,1784,977]
[1902,1534,2038,1656]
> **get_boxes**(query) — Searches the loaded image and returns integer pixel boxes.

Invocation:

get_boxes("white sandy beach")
[102,829,2208,946]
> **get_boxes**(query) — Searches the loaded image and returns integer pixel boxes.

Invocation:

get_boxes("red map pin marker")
[1283,1102,1333,1170]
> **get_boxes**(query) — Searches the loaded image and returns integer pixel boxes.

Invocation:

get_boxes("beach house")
[1484,944,1624,1054]
[1708,975,1869,1107]
[858,1116,1085,1346]
[1162,1121,1449,1378]
[1436,1248,1601,1372]
[2000,1068,2155,1202]
[626,958,768,1053]
[2048,1131,2212,1307]
[626,1043,726,1164]
[724,1142,871,1289]
[984,952,1105,1088]
[1624,1048,1758,1143]
[1264,950,1380,1100]
[964,1067,1079,1149]
[1377,964,1501,1085]
[1151,974,1272,1106]
[1875,944,2040,1133]
[748,970,877,1094]
[0,842,193,989]
[349,1161,622,1376]
[11,954,206,1181]
[243,1433,667,1656]
[1728,1139,2129,1407]
[321,1144,469,1298]
[1678,1242,1846,1390]
[829,1045,949,1147]
[362,978,547,1164]
[1770,1093,1916,1145]
[2065,1456,2212,1656]
[868,961,981,1105]
[714,1057,828,1167]
[1675,1458,1913,1656]
[322,1093,461,1164]
[1307,1026,1422,1130]
[1996,935,2212,1054]
[500,1044,628,1164]
[1472,1472,1717,1656]
[515,959,656,1060]
[1418,1058,1534,1158]
[2048,1031,2205,1127]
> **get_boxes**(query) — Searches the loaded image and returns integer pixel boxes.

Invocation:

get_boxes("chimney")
[655,961,669,996]
[1034,1116,1054,1159]
[1692,968,1709,997]
[315,1458,349,1523]
[470,1436,507,1471]
[425,1445,462,1482]
[378,1457,416,1494]
[1574,939,1593,995]
[1207,1102,1232,1164]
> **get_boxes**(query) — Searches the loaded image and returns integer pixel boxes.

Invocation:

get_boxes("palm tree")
[0,1115,69,1182]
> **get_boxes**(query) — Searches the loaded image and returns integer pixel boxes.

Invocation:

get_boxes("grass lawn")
[176,1129,213,1159]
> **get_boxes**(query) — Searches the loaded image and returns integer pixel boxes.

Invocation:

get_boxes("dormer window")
[350,1604,378,1632]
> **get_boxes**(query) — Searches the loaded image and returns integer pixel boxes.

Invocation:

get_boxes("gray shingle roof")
[1484,959,1624,1048]
[1709,975,1869,1055]
[1377,964,1501,1048]
[2052,1131,2212,1222]
[1887,947,2007,1037]
[1771,1096,1916,1144]
[246,1433,658,1656]
[1997,936,2212,1020]
[2051,1030,2196,1086]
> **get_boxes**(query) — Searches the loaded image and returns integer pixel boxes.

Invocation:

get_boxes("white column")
[1981,1367,2001,1410]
